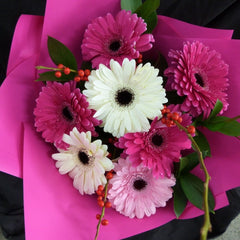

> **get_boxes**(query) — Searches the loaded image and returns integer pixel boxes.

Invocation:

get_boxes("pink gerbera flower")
[81,10,154,68]
[34,81,101,148]
[164,41,229,118]
[108,158,176,219]
[117,105,192,178]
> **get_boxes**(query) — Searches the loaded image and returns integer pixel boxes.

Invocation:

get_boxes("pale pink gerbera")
[164,41,229,118]
[117,105,192,178]
[34,81,101,148]
[108,158,176,219]
[81,10,154,68]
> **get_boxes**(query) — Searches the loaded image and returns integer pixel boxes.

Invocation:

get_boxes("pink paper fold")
[0,15,44,178]
[156,15,233,39]
[22,124,230,240]
[0,0,239,239]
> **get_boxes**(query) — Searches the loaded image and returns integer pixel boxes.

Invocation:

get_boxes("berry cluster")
[54,63,91,82]
[95,171,114,226]
[54,64,71,78]
[161,105,196,135]
[74,69,91,82]
[161,105,182,127]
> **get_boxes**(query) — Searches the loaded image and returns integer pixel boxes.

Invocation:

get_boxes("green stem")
[36,65,77,73]
[226,115,240,122]
[175,121,212,240]
[94,181,109,240]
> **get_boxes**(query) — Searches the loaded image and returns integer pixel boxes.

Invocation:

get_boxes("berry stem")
[174,121,211,240]
[94,181,109,240]
[36,65,77,73]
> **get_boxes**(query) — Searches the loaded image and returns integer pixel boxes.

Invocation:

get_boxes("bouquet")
[0,0,240,239]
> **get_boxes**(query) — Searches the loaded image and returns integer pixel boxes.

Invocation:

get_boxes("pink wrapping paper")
[0,0,240,239]
[0,15,44,178]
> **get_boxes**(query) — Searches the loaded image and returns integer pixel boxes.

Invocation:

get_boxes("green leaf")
[207,99,223,120]
[179,152,199,175]
[135,0,160,18]
[47,36,78,70]
[121,0,142,12]
[173,180,188,218]
[193,130,211,157]
[203,116,240,136]
[180,173,215,212]
[144,11,158,33]
[134,0,160,33]
[36,71,75,82]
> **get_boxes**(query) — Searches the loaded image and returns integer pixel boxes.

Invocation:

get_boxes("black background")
[0,0,240,239]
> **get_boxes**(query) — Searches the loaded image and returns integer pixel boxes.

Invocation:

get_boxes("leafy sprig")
[121,0,160,33]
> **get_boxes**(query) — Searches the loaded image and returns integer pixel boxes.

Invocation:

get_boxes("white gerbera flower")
[83,58,168,137]
[52,127,114,195]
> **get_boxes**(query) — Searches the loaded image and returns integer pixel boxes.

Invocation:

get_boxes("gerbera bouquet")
[31,0,240,239]
[1,0,240,240]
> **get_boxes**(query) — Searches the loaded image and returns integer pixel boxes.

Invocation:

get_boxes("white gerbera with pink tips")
[52,127,114,195]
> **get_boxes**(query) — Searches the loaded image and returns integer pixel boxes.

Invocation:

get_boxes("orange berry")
[84,69,91,77]
[166,119,172,127]
[105,201,112,208]
[98,200,104,207]
[55,71,62,78]
[167,113,172,119]
[106,172,113,180]
[64,67,71,75]
[165,108,170,114]
[78,70,85,77]
[161,118,167,124]
[96,214,101,220]
[96,190,103,196]
[74,76,81,82]
[97,196,103,201]
[172,112,179,121]
[82,76,88,81]
[57,64,64,69]
[187,125,196,135]
[177,117,183,123]
[98,185,104,192]
[101,219,109,226]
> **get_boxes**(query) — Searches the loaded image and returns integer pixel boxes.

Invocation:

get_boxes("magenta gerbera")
[117,105,192,178]
[81,10,154,68]
[108,158,176,219]
[164,41,229,118]
[34,81,101,148]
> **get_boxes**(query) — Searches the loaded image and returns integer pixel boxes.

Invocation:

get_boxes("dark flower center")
[78,151,89,165]
[62,106,74,121]
[133,178,147,191]
[109,40,121,52]
[194,73,204,87]
[115,88,134,106]
[151,134,163,147]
